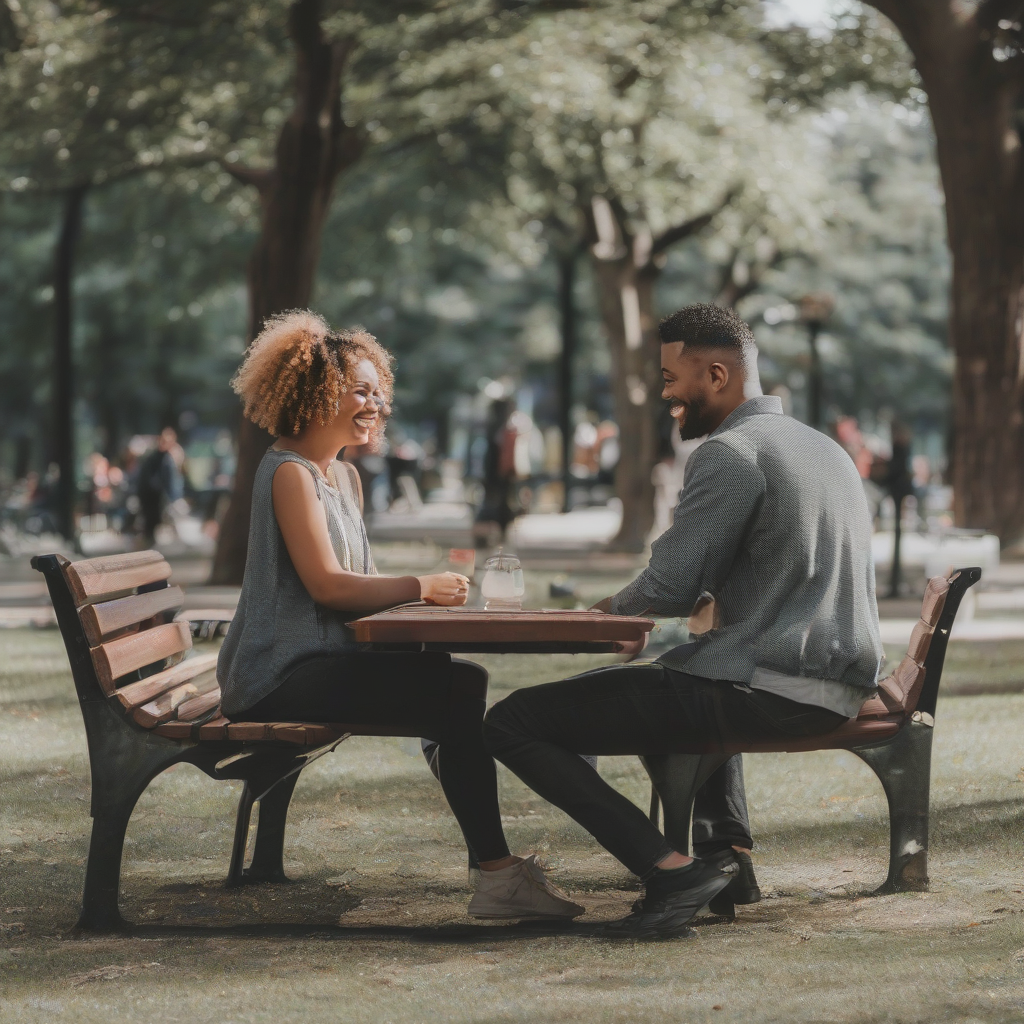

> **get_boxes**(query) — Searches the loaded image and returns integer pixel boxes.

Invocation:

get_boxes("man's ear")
[708,361,730,393]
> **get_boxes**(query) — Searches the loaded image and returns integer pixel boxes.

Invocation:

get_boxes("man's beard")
[676,394,714,440]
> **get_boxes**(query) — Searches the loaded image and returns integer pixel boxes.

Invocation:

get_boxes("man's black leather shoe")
[604,858,735,940]
[705,849,761,918]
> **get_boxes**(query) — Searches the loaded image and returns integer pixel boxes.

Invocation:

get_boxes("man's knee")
[482,691,531,757]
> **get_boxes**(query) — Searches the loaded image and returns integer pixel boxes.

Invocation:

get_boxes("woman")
[217,310,581,921]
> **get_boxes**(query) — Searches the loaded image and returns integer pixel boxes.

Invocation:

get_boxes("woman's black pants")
[245,651,510,864]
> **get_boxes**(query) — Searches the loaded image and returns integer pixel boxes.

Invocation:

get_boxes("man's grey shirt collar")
[709,395,784,437]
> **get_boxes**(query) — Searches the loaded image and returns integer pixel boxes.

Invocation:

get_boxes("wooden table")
[347,606,655,655]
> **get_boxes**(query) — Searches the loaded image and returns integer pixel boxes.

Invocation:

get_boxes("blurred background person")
[136,427,184,545]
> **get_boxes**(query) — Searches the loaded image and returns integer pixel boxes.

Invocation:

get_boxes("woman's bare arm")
[272,461,466,612]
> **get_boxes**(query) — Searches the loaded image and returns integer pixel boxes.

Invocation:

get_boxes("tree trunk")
[52,184,87,542]
[867,2,1024,544]
[557,252,577,513]
[807,321,823,430]
[210,0,363,584]
[587,244,663,552]
[584,195,723,551]
[934,80,1024,542]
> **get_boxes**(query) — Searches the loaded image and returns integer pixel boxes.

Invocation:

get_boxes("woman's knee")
[450,658,488,701]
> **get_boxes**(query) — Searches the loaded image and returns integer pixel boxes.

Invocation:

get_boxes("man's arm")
[608,440,766,616]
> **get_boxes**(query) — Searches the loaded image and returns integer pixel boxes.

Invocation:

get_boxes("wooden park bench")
[644,566,982,913]
[32,549,472,933]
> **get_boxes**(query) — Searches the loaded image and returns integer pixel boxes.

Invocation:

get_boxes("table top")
[347,605,655,654]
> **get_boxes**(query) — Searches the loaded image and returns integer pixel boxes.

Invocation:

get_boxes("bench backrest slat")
[177,687,222,722]
[917,567,981,717]
[80,586,184,646]
[871,568,980,718]
[133,673,220,727]
[91,620,192,693]
[113,651,219,710]
[65,551,171,606]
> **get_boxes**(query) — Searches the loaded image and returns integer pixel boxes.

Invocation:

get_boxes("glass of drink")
[480,552,525,611]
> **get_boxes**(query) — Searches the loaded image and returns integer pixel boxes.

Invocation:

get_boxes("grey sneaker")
[468,858,585,920]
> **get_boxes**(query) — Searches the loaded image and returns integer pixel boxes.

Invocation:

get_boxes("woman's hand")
[418,572,471,606]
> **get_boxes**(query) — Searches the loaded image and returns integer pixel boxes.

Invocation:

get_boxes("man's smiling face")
[660,342,726,440]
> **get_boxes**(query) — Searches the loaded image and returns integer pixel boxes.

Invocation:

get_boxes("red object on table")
[347,606,654,654]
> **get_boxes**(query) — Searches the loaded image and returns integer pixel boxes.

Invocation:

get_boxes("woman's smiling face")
[335,357,382,446]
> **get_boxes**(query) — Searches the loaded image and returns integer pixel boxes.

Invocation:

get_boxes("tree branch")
[650,186,739,257]
[714,243,788,309]
[0,0,22,53]
[218,159,274,192]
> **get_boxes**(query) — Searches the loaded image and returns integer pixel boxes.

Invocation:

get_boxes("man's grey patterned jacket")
[610,394,883,717]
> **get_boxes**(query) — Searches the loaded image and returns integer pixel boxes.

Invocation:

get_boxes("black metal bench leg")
[74,703,189,933]
[243,772,301,883]
[227,781,258,886]
[852,720,934,893]
[77,799,138,932]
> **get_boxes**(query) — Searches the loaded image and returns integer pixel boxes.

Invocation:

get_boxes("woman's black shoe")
[705,849,761,918]
[605,858,735,940]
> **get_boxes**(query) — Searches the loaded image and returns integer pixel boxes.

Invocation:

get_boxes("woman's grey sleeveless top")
[218,448,375,716]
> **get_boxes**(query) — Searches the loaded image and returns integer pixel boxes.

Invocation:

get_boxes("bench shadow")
[102,919,642,943]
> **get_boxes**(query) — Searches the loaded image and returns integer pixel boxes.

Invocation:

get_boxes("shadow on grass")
[119,920,630,943]
[753,797,1024,853]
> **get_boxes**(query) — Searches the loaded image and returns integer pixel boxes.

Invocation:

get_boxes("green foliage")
[0,0,952,479]
[732,95,950,441]
[0,174,255,463]
[0,2,284,192]
[757,3,918,108]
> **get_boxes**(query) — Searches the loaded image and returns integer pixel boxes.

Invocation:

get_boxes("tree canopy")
[0,0,965,547]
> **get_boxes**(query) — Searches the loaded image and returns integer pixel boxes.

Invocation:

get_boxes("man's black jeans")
[483,662,846,879]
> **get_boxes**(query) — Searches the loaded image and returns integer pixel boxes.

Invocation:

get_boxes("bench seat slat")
[149,718,346,744]
[81,586,184,645]
[114,652,219,709]
[133,675,220,727]
[226,722,271,741]
[92,620,192,693]
[151,721,193,739]
[65,551,172,606]
[198,716,230,740]
[735,716,901,753]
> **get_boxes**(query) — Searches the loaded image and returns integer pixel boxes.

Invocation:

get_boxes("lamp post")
[886,420,915,598]
[799,293,835,430]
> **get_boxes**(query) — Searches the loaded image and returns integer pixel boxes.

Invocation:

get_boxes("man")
[484,303,883,938]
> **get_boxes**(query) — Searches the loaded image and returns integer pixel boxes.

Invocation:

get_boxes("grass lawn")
[1,627,1022,1023]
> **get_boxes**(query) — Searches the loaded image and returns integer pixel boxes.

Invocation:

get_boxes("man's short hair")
[658,303,757,357]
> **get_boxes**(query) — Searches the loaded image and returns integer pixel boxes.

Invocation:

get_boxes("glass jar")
[480,552,525,611]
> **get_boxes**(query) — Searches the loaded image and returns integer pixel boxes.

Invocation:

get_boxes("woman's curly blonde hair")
[232,310,394,441]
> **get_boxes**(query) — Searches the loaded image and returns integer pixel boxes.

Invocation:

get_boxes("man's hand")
[590,596,613,613]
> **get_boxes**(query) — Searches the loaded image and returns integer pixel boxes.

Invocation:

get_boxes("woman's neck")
[272,431,344,475]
